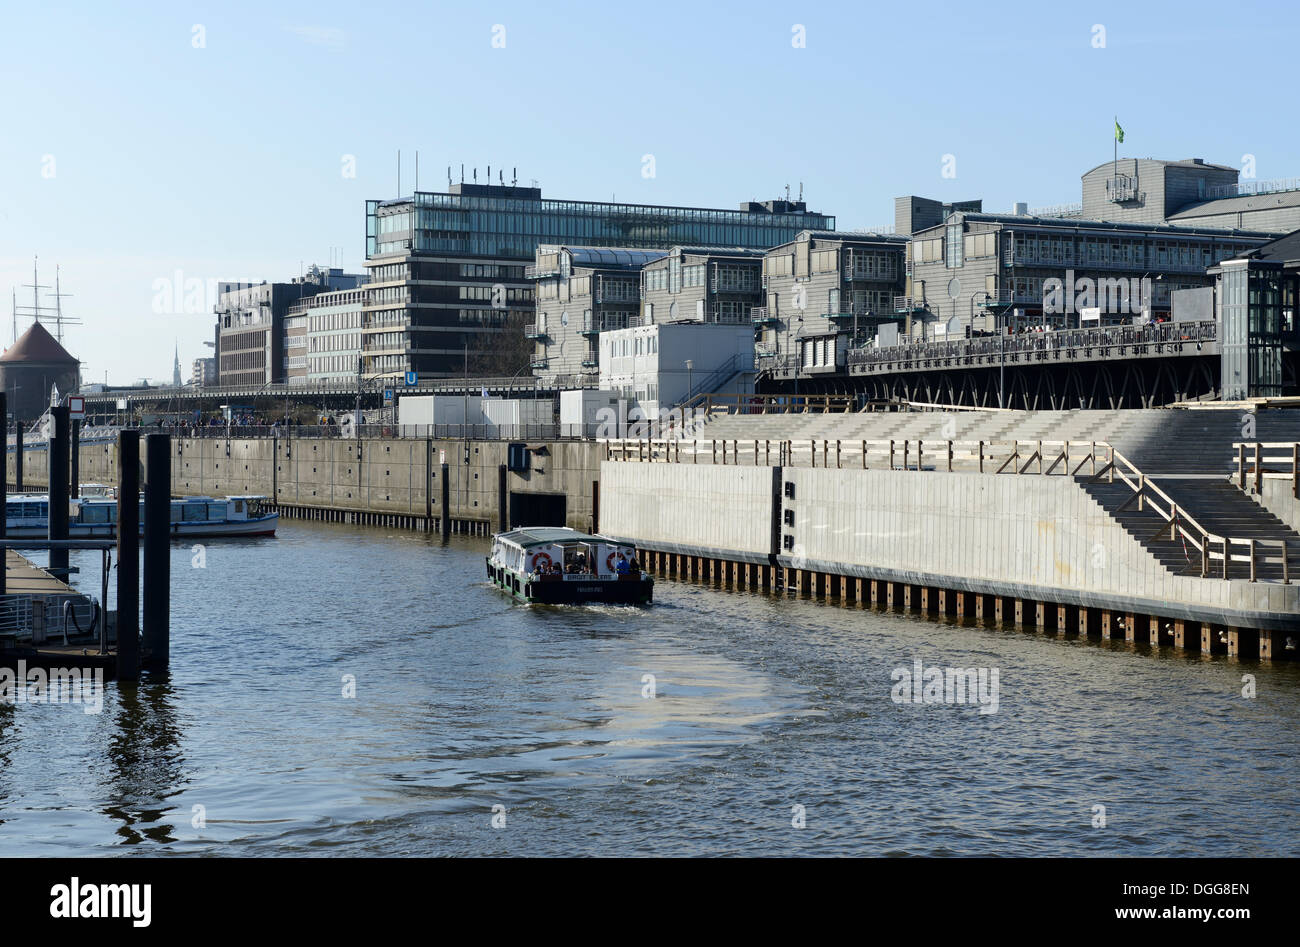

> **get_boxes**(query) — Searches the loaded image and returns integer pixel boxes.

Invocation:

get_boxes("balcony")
[893,296,929,313]
[580,317,600,336]
[751,307,780,327]
[529,355,549,369]
[524,322,547,339]
[581,358,599,370]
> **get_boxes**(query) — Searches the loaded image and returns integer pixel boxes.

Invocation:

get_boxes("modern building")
[905,212,1276,335]
[293,286,367,385]
[640,246,766,327]
[530,246,660,387]
[363,181,835,382]
[1072,156,1300,234]
[0,321,81,420]
[190,357,216,388]
[757,230,909,371]
[215,281,316,387]
[1209,229,1300,399]
[214,265,365,387]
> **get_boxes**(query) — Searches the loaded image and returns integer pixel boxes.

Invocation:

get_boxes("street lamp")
[685,359,693,405]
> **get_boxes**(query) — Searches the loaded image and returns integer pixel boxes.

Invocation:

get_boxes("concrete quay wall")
[599,461,1300,633]
[8,437,605,532]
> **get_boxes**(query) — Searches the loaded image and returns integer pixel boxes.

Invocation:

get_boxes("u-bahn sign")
[404,371,418,386]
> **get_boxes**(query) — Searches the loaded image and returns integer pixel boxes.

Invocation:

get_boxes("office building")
[905,212,1276,335]
[363,181,835,382]
[757,230,909,371]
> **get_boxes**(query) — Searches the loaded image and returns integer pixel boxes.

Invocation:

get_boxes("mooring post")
[49,405,71,579]
[116,430,141,681]
[142,433,171,670]
[498,463,507,533]
[440,461,450,540]
[70,418,80,498]
[14,423,22,492]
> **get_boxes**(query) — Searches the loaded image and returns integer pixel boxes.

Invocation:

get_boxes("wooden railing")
[1233,442,1300,498]
[602,437,1293,583]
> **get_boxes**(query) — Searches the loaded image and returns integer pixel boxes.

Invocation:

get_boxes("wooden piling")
[143,433,171,670]
[116,430,141,681]
[48,406,71,579]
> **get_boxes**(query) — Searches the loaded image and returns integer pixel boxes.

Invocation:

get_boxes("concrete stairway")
[1079,476,1300,580]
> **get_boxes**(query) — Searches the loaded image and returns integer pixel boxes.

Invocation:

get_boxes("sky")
[2,0,1297,383]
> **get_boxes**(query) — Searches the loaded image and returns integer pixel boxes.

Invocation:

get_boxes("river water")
[1,520,1297,856]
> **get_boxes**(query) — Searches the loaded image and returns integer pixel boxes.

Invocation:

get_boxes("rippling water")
[1,521,1297,856]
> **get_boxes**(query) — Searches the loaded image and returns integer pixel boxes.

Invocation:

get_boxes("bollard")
[440,462,451,540]
[498,463,508,533]
[116,430,140,681]
[142,433,171,670]
[49,406,71,578]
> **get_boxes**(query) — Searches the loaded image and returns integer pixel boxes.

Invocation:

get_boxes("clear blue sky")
[1,0,1295,383]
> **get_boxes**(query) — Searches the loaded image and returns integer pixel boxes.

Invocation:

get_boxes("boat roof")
[495,526,624,548]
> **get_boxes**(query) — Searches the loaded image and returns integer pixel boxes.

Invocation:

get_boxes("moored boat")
[486,527,653,604]
[3,494,278,538]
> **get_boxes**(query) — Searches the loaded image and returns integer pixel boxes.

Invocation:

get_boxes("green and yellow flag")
[1115,120,1125,143]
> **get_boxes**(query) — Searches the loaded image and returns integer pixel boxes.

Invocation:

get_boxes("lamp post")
[685,359,693,406]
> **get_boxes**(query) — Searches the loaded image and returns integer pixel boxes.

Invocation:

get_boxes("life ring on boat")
[606,551,617,572]
[532,552,552,572]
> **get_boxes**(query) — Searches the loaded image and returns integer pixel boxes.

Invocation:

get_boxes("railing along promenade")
[603,435,1295,583]
[1234,441,1300,498]
[765,320,1219,378]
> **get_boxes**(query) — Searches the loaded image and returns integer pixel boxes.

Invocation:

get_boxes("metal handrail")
[600,435,1293,583]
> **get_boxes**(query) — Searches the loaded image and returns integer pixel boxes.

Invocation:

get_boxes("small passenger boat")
[486,527,653,605]
[4,494,278,538]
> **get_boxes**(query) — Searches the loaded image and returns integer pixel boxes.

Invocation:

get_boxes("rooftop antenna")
[785,183,791,201]
[499,169,503,185]
[512,167,517,187]
[473,167,477,183]
[447,165,452,189]
[460,163,464,183]
[799,182,803,201]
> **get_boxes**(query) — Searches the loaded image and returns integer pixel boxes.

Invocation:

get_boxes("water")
[1,521,1297,856]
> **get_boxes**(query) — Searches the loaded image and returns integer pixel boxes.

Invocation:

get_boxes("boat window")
[247,498,262,516]
[234,500,244,514]
[170,504,183,523]
[183,503,206,522]
[82,504,111,524]
[208,503,227,520]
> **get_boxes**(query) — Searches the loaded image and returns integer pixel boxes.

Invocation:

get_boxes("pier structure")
[594,407,1300,659]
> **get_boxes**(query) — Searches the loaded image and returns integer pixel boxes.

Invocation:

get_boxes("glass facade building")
[363,183,834,381]
[1217,258,1294,399]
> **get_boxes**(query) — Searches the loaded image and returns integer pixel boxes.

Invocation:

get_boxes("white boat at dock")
[3,494,278,538]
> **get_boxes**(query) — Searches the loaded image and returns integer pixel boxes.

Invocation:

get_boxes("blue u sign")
[383,388,394,403]
[405,371,418,386]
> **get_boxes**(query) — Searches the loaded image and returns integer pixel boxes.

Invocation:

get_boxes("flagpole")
[1114,115,1117,184]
